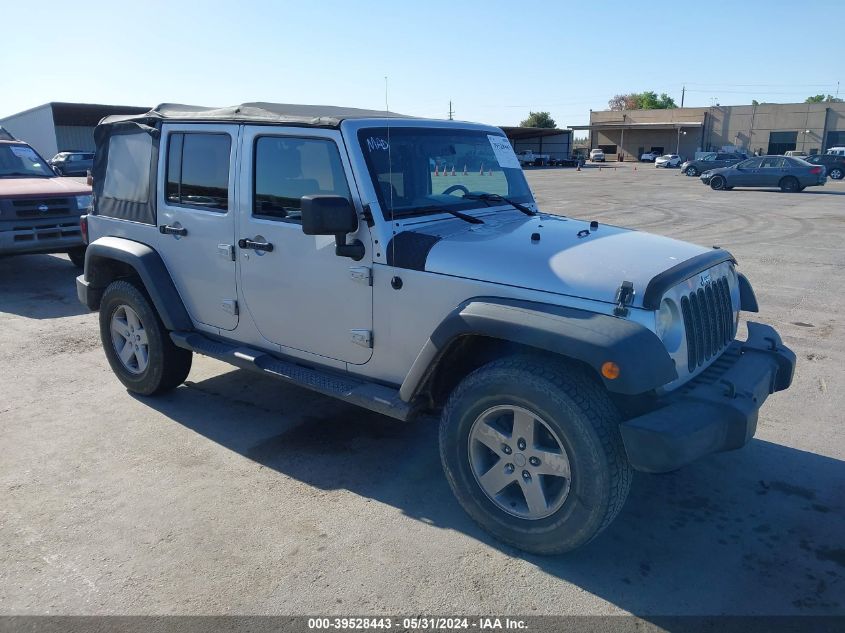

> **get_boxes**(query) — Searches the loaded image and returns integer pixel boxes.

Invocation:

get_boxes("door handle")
[159,224,187,236]
[238,238,274,252]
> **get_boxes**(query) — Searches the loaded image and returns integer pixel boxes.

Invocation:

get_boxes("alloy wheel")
[467,405,572,520]
[109,305,149,374]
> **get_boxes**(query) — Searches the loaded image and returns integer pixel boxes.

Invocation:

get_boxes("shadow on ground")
[139,367,845,616]
[0,254,87,319]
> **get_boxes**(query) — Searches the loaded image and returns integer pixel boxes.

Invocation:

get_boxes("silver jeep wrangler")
[77,103,796,554]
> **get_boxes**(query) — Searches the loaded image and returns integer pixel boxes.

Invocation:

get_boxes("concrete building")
[501,126,572,160]
[573,102,845,160]
[0,102,148,159]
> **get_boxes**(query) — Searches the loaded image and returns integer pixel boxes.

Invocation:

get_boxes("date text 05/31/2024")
[308,617,528,630]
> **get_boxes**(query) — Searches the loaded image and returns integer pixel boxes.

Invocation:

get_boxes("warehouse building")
[573,102,845,160]
[501,126,572,161]
[0,102,148,159]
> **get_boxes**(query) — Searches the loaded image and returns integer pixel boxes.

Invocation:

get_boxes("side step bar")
[170,331,412,421]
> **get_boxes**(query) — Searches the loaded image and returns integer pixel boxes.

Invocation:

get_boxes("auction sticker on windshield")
[488,135,520,169]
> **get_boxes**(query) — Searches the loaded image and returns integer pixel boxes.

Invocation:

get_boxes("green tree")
[751,99,759,106]
[607,92,677,111]
[806,94,843,103]
[519,111,556,128]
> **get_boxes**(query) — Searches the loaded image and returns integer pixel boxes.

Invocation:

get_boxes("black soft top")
[99,102,410,128]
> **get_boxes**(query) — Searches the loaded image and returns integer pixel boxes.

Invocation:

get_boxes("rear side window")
[761,157,785,168]
[102,133,153,203]
[166,132,231,211]
[253,136,351,222]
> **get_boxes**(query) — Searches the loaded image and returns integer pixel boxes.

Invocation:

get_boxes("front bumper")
[619,322,796,473]
[0,218,83,255]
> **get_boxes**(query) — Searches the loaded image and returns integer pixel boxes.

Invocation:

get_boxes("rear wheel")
[686,166,699,177]
[829,167,843,180]
[99,280,192,395]
[439,355,632,554]
[780,176,800,193]
[710,175,727,190]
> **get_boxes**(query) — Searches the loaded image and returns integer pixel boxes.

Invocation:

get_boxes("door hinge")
[221,299,239,316]
[349,266,373,286]
[218,243,235,261]
[351,329,373,348]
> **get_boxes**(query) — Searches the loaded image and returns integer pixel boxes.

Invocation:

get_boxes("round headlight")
[656,298,683,352]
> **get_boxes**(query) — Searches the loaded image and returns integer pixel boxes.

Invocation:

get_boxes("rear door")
[237,126,373,364]
[155,123,240,331]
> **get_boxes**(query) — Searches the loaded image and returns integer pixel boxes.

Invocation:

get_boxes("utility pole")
[681,85,685,108]
[448,101,454,121]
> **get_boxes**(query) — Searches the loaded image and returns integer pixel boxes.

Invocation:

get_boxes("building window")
[767,131,797,155]
[166,132,231,211]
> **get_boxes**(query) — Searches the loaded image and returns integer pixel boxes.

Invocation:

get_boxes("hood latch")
[614,281,635,317]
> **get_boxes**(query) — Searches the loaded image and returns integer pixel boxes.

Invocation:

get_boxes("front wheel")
[99,280,192,395]
[710,175,727,190]
[685,166,699,177]
[439,355,632,554]
[67,247,86,269]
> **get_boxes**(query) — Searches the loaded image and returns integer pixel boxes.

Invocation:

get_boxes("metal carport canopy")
[501,126,571,139]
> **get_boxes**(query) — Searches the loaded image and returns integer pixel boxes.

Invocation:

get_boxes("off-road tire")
[67,247,86,269]
[99,280,192,396]
[779,176,800,193]
[439,355,632,555]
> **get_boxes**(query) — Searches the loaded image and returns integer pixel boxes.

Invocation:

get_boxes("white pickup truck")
[515,150,550,166]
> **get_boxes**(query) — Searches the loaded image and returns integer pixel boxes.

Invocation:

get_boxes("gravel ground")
[1,164,843,617]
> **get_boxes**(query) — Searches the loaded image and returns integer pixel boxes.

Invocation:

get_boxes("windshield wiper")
[436,208,484,224]
[464,193,536,216]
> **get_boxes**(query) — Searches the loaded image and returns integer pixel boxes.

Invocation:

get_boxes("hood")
[0,176,90,198]
[411,212,710,308]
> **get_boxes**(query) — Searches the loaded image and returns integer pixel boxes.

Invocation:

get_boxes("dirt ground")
[1,164,843,616]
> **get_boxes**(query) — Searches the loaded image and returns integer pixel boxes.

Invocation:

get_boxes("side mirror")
[301,195,364,261]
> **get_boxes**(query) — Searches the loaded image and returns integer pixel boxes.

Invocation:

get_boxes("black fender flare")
[82,236,192,331]
[400,297,678,401]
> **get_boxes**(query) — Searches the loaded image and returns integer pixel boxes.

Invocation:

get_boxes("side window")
[165,132,231,211]
[702,154,715,162]
[761,157,785,168]
[102,133,153,203]
[253,136,351,222]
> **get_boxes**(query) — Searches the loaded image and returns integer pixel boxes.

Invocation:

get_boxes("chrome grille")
[680,276,735,372]
[12,197,73,218]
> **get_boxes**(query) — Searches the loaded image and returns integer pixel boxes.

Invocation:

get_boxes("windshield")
[0,144,54,177]
[358,127,533,219]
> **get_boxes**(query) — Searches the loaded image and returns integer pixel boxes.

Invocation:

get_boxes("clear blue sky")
[2,1,841,128]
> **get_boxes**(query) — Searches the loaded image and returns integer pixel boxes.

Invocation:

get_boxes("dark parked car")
[680,152,746,177]
[700,155,827,192]
[49,151,94,176]
[804,153,844,180]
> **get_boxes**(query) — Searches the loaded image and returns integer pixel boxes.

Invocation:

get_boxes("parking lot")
[1,164,843,616]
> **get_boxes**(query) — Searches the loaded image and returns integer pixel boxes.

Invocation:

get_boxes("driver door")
[237,127,373,365]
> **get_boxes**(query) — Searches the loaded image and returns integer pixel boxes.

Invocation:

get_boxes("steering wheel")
[442,184,470,196]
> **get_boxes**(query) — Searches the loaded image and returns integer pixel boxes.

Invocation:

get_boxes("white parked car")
[77,102,796,555]
[589,148,605,162]
[655,154,682,168]
[640,151,662,162]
